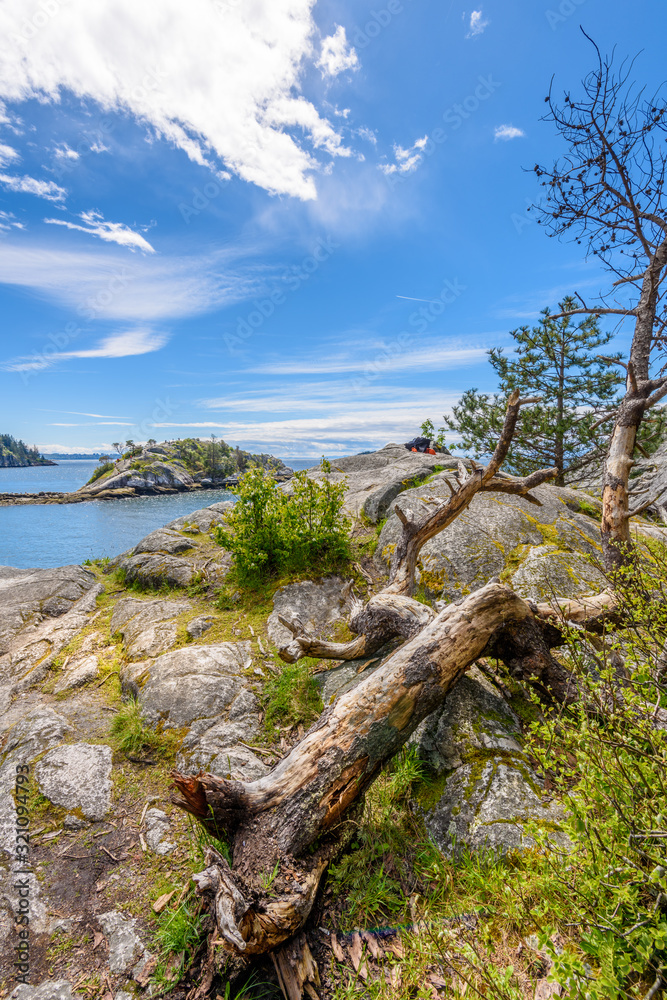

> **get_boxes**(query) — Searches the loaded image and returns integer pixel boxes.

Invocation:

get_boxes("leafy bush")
[216,460,351,588]
[518,555,667,998]
[86,460,115,484]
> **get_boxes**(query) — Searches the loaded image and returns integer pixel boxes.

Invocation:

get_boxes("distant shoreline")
[0,482,240,506]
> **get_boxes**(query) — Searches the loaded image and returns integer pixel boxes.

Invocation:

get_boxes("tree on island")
[0,434,53,466]
[531,34,667,568]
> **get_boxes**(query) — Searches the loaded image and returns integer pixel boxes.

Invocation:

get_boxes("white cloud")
[44,210,156,253]
[356,126,377,146]
[2,328,168,372]
[494,124,525,141]
[466,10,489,37]
[0,143,19,165]
[0,209,23,232]
[53,144,80,161]
[37,443,109,454]
[149,399,459,454]
[63,328,167,359]
[0,240,263,321]
[0,172,65,201]
[317,26,359,78]
[50,421,134,426]
[0,0,355,200]
[40,409,130,419]
[380,136,429,176]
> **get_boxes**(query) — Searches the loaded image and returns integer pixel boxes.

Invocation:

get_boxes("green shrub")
[86,461,114,484]
[216,460,351,588]
[521,619,667,996]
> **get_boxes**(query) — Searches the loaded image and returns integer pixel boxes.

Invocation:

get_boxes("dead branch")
[385,391,557,595]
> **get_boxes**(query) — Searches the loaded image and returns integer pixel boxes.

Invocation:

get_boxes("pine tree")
[425,297,627,486]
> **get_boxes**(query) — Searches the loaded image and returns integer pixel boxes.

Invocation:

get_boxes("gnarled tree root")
[278,591,435,663]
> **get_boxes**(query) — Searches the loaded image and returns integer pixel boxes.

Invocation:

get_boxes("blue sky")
[0,0,664,457]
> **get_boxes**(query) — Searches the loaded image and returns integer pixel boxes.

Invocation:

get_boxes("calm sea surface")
[0,457,318,569]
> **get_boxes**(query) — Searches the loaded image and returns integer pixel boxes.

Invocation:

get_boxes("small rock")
[53,654,99,694]
[98,910,146,974]
[9,982,73,1000]
[144,808,176,855]
[186,615,214,638]
[64,814,86,830]
[114,993,134,1000]
[35,743,112,821]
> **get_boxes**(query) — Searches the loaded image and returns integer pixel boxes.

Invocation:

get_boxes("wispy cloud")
[317,26,359,78]
[44,210,156,253]
[0,143,19,166]
[466,10,489,37]
[53,143,80,161]
[65,328,167,359]
[0,172,66,201]
[0,209,24,232]
[0,241,264,322]
[247,345,487,376]
[380,136,429,176]
[1,328,168,372]
[150,399,461,454]
[49,421,134,426]
[40,409,130,419]
[158,382,465,454]
[494,124,525,141]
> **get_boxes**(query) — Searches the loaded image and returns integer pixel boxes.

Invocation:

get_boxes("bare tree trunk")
[601,394,646,569]
[600,251,667,570]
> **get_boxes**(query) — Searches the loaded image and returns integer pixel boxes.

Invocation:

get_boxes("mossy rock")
[411,667,568,857]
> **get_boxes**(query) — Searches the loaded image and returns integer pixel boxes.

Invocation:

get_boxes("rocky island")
[0,434,56,468]
[0,437,293,505]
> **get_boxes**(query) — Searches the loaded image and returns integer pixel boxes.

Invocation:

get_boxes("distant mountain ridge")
[0,434,56,467]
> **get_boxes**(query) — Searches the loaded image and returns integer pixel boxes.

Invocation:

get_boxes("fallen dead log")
[278,392,557,667]
[173,582,552,960]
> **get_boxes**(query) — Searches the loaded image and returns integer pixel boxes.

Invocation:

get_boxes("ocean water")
[0,456,320,569]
